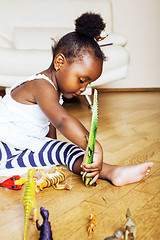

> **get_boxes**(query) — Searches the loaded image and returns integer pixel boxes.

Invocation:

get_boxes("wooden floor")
[0,91,160,240]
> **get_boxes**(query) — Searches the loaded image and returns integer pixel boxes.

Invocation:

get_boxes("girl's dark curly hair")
[51,12,106,68]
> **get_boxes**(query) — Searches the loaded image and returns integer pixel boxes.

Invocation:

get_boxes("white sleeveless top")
[0,74,63,151]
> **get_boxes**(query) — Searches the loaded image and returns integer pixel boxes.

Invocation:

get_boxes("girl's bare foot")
[100,162,154,187]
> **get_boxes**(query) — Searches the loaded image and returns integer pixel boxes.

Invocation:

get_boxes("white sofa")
[0,0,129,106]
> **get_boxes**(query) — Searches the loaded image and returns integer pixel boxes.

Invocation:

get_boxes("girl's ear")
[54,53,65,71]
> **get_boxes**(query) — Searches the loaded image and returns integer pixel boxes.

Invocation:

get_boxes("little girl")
[0,13,153,185]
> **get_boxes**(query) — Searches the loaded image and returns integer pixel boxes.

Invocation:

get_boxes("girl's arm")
[33,80,103,182]
[33,80,89,150]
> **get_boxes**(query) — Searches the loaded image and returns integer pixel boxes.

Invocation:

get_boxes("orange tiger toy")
[35,167,66,193]
[88,213,97,238]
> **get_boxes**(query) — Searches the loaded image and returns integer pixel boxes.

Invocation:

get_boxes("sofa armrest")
[99,33,128,47]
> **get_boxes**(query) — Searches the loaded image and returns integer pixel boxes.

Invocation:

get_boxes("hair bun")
[75,12,106,40]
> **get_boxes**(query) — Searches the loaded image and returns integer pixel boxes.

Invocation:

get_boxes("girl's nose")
[80,84,87,92]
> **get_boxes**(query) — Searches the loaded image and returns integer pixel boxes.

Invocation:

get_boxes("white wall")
[105,0,160,88]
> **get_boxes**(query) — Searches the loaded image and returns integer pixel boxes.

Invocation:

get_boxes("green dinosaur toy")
[23,168,38,240]
[82,89,98,186]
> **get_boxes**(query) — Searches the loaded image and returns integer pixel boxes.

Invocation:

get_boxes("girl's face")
[55,53,103,99]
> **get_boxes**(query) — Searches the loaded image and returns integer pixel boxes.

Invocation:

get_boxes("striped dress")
[0,74,84,176]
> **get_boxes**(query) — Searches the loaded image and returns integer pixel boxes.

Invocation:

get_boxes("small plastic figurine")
[36,207,53,240]
[82,89,98,186]
[88,213,97,238]
[124,209,137,240]
[0,175,28,190]
[23,168,38,240]
[35,167,66,192]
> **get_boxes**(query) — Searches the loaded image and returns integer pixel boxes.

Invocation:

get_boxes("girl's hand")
[81,141,103,185]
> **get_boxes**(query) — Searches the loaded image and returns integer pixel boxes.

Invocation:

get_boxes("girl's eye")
[79,78,84,84]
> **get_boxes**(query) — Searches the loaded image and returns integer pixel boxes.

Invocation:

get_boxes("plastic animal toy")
[35,167,66,193]
[82,89,98,186]
[124,209,137,240]
[0,175,29,190]
[23,168,38,240]
[88,213,97,238]
[36,207,53,240]
[114,230,124,239]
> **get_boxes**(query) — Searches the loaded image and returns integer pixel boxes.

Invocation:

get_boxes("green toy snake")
[82,89,98,186]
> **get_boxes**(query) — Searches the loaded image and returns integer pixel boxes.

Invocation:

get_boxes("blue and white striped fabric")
[0,140,84,176]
